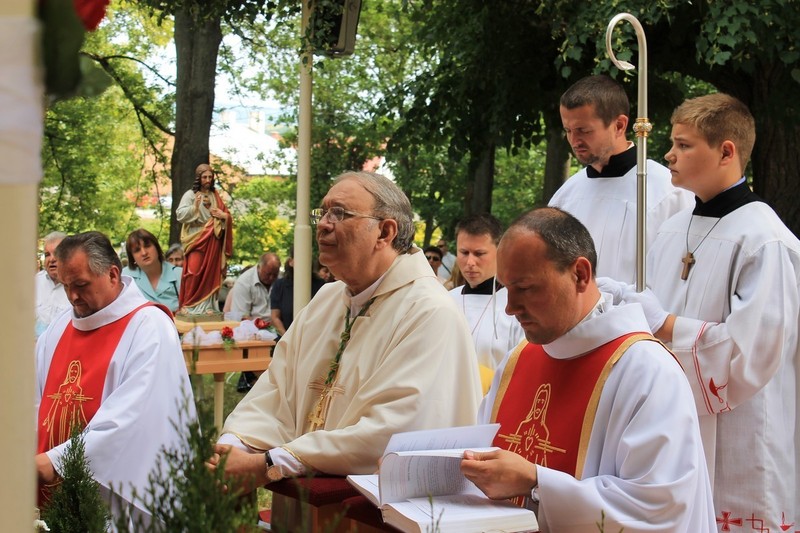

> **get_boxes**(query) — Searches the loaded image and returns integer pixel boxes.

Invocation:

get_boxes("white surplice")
[648,202,800,530]
[35,269,71,336]
[449,285,525,371]
[549,158,693,284]
[480,294,716,532]
[221,250,482,475]
[35,278,195,516]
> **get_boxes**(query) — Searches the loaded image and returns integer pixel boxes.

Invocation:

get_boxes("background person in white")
[211,172,481,492]
[35,231,194,522]
[549,75,693,284]
[613,94,799,531]
[462,207,715,532]
[35,231,70,336]
[228,252,280,319]
[436,238,455,282]
[449,213,524,372]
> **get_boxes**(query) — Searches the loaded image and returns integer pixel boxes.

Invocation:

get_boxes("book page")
[393,447,497,458]
[383,423,500,454]
[378,453,484,503]
[385,495,538,533]
[346,474,380,507]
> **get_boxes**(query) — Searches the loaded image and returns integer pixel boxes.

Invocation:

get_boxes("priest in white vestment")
[214,172,482,490]
[449,213,524,372]
[613,94,800,531]
[461,207,715,533]
[549,75,692,284]
[35,231,195,521]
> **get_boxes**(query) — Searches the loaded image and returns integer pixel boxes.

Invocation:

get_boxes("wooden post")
[0,0,42,529]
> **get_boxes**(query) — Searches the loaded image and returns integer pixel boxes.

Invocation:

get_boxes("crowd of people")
[32,80,798,532]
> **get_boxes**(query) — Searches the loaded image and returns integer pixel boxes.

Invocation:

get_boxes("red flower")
[254,318,271,330]
[73,0,110,31]
[221,326,234,340]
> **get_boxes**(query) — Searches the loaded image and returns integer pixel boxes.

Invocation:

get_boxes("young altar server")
[614,93,800,531]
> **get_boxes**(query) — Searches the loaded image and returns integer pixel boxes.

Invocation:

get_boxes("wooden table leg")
[214,373,225,433]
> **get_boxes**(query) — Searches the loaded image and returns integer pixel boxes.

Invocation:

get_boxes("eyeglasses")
[425,255,441,262]
[310,207,382,225]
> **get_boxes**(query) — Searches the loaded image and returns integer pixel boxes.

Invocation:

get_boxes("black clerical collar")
[586,145,636,178]
[462,277,500,295]
[692,180,764,218]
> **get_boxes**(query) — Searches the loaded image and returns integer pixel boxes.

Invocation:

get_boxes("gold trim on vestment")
[490,339,528,423]
[575,333,660,479]
[491,334,669,480]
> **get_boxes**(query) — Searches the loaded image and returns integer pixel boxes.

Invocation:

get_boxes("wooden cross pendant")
[681,251,696,280]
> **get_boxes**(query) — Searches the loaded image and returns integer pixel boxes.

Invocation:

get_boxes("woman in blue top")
[122,229,182,312]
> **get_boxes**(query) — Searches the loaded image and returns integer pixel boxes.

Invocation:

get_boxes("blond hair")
[671,93,755,171]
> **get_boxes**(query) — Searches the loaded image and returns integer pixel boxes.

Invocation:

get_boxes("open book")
[347,424,539,533]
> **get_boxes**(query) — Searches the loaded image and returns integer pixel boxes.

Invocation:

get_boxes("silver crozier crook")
[605,13,650,292]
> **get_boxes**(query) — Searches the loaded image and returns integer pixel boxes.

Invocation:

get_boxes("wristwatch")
[264,450,283,483]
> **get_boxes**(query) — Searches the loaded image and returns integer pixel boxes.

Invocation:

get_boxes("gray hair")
[54,231,122,276]
[334,171,415,252]
[506,207,597,274]
[43,231,67,246]
[166,243,183,257]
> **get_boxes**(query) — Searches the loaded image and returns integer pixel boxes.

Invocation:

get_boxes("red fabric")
[492,333,643,480]
[343,496,398,531]
[37,303,154,454]
[37,302,157,507]
[179,190,233,309]
[73,0,110,31]
[268,476,359,507]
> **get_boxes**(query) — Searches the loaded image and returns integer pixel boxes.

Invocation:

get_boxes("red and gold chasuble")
[37,303,157,454]
[490,332,656,494]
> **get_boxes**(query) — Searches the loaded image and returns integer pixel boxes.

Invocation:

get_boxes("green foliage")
[114,397,258,532]
[40,86,148,244]
[229,176,295,264]
[40,1,175,245]
[492,145,547,227]
[41,428,111,533]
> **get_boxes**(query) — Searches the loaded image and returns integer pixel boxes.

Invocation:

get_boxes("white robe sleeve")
[671,240,800,414]
[534,348,713,532]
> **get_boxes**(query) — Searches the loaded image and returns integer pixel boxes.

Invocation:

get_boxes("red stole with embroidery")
[37,303,154,453]
[490,332,653,489]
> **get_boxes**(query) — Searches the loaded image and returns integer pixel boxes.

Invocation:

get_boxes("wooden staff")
[606,13,651,292]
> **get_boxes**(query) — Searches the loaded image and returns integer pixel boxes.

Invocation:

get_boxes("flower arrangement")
[253,317,271,330]
[220,326,235,350]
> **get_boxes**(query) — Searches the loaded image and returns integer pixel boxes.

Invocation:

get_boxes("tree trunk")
[466,139,496,215]
[542,115,571,204]
[169,8,223,245]
[749,84,800,237]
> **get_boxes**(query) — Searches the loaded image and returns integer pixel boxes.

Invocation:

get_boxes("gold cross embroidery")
[306,377,346,432]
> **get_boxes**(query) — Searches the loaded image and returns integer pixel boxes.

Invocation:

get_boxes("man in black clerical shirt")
[448,214,524,383]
